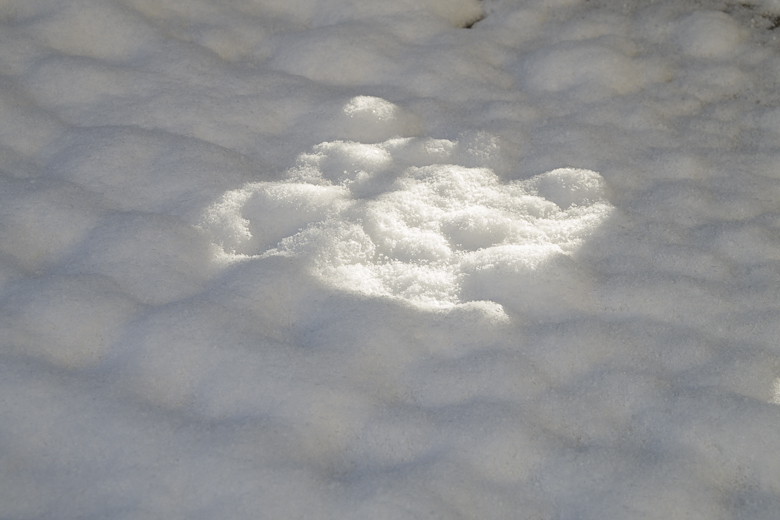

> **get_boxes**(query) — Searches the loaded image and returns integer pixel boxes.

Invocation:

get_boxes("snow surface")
[2,0,780,518]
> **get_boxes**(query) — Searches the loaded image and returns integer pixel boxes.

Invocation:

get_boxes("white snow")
[2,0,780,518]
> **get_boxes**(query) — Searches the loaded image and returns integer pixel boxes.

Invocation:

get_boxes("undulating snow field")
[3,0,780,517]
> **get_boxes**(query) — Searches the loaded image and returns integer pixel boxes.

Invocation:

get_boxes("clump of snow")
[517,42,642,95]
[201,97,612,313]
[674,11,745,59]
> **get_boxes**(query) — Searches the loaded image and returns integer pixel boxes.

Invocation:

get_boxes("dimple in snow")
[200,97,613,314]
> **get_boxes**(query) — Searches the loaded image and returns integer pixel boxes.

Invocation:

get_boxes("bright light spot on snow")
[344,96,398,121]
[771,378,780,405]
[201,99,612,314]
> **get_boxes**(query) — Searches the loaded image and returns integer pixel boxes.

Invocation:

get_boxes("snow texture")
[2,0,780,518]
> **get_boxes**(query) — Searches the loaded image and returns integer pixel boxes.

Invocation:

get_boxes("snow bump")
[201,97,612,315]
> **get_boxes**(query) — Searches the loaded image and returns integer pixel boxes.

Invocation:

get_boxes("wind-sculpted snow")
[6,1,780,519]
[201,98,612,315]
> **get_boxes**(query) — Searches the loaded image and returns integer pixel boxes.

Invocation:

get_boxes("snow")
[2,0,780,518]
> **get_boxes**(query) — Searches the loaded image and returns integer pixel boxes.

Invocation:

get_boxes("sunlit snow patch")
[201,98,613,317]
[771,378,780,405]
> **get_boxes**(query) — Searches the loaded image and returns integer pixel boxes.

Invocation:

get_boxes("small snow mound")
[518,42,640,95]
[344,96,397,121]
[674,11,744,59]
[757,0,780,14]
[335,97,422,143]
[529,167,607,209]
[302,0,484,28]
[427,0,484,28]
[201,107,612,314]
[1,276,140,368]
[771,378,780,405]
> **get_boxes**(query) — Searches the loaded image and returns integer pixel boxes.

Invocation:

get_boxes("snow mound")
[201,97,612,314]
[674,11,745,59]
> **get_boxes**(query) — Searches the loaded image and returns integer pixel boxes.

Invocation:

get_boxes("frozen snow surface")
[3,0,780,518]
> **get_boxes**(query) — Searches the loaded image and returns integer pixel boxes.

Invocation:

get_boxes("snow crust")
[3,0,780,518]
